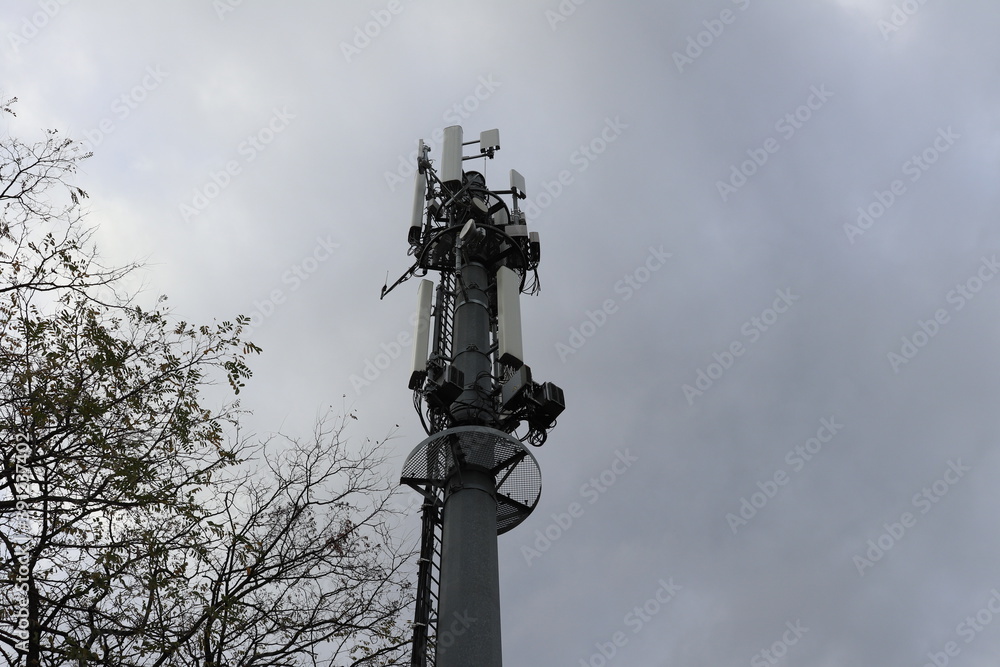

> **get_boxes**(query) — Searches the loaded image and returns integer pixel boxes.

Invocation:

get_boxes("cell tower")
[382,125,565,667]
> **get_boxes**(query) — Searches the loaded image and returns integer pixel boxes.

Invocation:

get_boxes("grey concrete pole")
[436,257,503,667]
[436,468,502,666]
[450,259,493,426]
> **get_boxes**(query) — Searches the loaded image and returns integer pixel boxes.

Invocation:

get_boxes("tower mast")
[384,126,565,666]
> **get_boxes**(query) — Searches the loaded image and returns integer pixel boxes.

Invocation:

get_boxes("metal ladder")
[409,484,444,667]
[410,270,455,665]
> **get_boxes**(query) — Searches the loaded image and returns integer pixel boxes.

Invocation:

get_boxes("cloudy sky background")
[4,0,1000,664]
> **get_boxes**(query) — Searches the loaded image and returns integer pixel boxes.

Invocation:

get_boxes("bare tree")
[0,102,413,666]
[138,414,413,667]
[0,101,133,304]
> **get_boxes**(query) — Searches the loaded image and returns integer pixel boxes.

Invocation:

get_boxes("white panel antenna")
[496,265,524,367]
[409,168,426,245]
[480,128,500,154]
[408,279,434,389]
[441,125,464,188]
[510,169,526,197]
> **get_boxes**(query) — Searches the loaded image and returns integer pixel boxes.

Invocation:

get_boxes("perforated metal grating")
[401,426,541,534]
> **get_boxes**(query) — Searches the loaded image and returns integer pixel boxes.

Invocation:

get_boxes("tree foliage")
[0,103,412,666]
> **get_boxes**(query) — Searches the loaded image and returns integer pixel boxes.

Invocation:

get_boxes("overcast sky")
[5,0,1000,665]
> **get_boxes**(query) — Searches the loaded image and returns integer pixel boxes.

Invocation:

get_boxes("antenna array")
[384,126,565,667]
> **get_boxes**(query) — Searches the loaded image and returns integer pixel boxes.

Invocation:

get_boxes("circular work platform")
[400,425,541,534]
